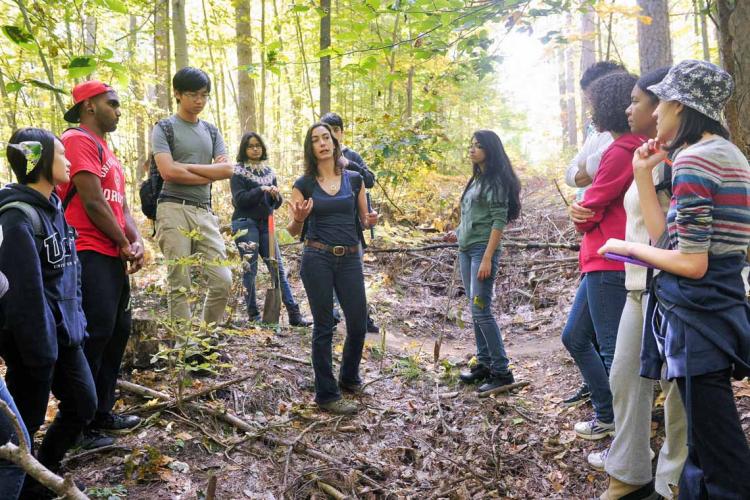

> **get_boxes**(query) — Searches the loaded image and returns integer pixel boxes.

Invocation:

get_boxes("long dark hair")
[236,131,268,163]
[303,122,342,178]
[6,127,57,184]
[461,130,521,222]
[665,106,730,153]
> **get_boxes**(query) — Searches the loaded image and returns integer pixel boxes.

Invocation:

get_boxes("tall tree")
[154,0,171,113]
[637,0,673,73]
[319,0,331,116]
[580,7,596,143]
[235,0,257,131]
[717,0,750,157]
[172,0,188,69]
[564,41,578,147]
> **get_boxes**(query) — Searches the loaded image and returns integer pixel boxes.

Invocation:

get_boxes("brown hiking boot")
[318,398,358,415]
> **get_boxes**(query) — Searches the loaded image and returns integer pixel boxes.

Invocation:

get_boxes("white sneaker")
[587,447,657,471]
[574,418,615,440]
[587,448,609,471]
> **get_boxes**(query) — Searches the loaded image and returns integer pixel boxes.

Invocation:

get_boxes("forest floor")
[40,179,750,498]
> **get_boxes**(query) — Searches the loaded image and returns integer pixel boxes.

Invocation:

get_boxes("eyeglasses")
[182,91,211,101]
[246,144,263,150]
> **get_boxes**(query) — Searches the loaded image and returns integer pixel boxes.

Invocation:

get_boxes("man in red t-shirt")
[59,81,144,448]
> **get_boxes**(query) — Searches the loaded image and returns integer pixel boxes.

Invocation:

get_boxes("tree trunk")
[637,0,673,73]
[235,0,257,131]
[405,65,414,121]
[259,0,266,134]
[319,0,331,116]
[129,16,147,181]
[84,16,97,55]
[172,0,189,69]
[154,0,171,113]
[564,16,578,148]
[557,48,568,145]
[580,7,596,143]
[717,0,750,158]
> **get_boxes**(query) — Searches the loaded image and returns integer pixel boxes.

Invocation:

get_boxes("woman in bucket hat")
[600,59,750,499]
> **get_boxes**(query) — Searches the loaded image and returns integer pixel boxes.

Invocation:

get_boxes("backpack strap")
[201,120,219,210]
[62,127,105,210]
[0,201,45,252]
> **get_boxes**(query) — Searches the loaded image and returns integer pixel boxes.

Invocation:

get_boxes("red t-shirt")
[59,126,126,258]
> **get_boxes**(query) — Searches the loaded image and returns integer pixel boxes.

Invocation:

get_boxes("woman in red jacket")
[562,71,645,440]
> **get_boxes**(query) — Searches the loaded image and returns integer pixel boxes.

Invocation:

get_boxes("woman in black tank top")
[287,123,377,415]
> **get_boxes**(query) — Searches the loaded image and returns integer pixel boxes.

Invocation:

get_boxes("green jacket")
[457,179,508,251]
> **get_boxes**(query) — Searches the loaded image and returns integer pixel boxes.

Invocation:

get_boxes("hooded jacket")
[0,184,87,368]
[575,133,646,273]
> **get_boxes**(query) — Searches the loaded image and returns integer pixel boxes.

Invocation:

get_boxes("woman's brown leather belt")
[305,240,360,256]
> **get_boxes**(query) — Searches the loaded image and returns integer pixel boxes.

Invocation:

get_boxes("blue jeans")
[561,271,626,423]
[232,218,297,317]
[300,247,367,404]
[459,244,510,375]
[0,377,27,500]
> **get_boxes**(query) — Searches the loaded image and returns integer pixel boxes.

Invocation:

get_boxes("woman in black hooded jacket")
[0,128,97,497]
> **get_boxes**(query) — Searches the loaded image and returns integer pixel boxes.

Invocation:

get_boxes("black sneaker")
[459,363,490,384]
[91,413,141,432]
[78,429,116,450]
[366,316,380,334]
[477,371,515,397]
[563,384,591,407]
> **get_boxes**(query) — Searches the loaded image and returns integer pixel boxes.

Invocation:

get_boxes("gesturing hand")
[443,231,457,243]
[633,139,668,174]
[290,198,313,222]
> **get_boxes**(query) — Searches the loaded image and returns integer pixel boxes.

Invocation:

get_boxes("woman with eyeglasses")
[446,130,521,396]
[230,132,310,327]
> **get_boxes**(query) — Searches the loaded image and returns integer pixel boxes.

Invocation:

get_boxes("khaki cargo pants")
[155,201,232,326]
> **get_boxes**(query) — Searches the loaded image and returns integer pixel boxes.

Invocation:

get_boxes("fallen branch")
[318,479,348,499]
[61,444,131,466]
[117,380,385,492]
[283,420,328,489]
[369,241,579,253]
[132,374,255,413]
[260,352,311,366]
[477,381,531,398]
[0,401,87,500]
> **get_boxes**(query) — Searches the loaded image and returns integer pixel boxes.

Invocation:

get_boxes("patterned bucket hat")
[647,59,734,122]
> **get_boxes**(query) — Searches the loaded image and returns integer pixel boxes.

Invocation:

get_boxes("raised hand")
[290,198,314,222]
[633,139,668,174]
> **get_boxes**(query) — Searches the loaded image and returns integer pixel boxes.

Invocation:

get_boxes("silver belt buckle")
[332,245,346,256]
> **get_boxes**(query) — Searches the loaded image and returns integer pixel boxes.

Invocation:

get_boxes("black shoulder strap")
[62,127,105,210]
[157,118,176,153]
[200,120,219,210]
[298,176,316,199]
[0,201,45,252]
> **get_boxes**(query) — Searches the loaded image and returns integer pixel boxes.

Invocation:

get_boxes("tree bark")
[717,0,750,157]
[154,0,172,113]
[319,0,332,116]
[637,0,673,73]
[557,48,568,145]
[405,65,414,121]
[172,0,189,69]
[260,0,266,134]
[129,15,147,180]
[580,7,596,143]
[235,0,257,131]
[564,22,578,148]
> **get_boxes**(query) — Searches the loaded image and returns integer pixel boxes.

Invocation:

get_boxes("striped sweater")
[667,137,750,255]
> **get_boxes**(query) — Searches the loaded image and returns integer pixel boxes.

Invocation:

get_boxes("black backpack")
[0,200,45,252]
[139,118,219,220]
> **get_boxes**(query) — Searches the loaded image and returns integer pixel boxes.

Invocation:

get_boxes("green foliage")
[86,485,128,499]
